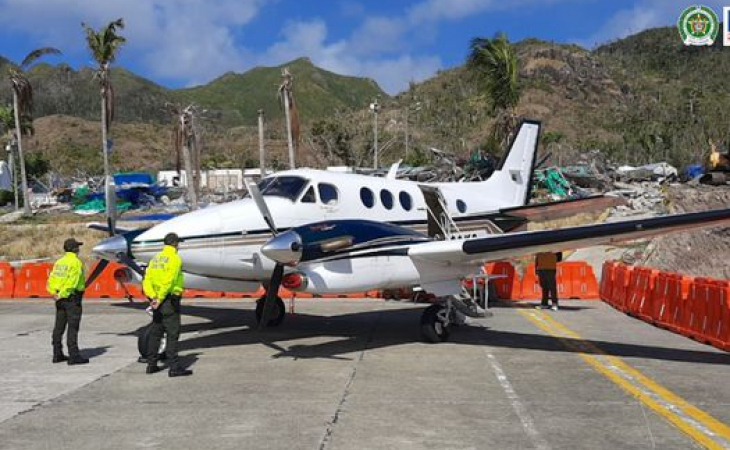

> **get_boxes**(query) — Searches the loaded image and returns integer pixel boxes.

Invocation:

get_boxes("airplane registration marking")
[519,310,730,450]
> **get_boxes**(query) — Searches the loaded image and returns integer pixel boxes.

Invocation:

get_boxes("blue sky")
[0,0,720,94]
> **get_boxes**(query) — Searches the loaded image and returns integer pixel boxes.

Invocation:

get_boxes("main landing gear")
[420,294,489,343]
[255,295,286,327]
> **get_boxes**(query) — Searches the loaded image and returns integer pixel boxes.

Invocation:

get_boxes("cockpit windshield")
[256,176,308,201]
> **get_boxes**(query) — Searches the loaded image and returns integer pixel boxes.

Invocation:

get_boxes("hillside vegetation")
[2,26,727,175]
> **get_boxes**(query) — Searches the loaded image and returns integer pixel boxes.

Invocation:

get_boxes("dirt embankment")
[641,185,730,279]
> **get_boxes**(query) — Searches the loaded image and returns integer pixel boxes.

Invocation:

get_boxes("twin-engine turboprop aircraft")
[89,118,638,344]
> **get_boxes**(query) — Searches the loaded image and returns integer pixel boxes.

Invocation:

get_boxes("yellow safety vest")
[47,252,86,298]
[142,245,184,302]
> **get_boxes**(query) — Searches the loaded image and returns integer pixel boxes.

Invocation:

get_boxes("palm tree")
[82,18,125,220]
[467,33,520,148]
[8,47,61,215]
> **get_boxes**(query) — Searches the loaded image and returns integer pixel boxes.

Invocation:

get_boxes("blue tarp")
[114,173,155,185]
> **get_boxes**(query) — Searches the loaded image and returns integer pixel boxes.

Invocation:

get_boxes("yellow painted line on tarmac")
[518,309,730,450]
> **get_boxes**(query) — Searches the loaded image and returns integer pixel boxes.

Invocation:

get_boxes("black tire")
[420,304,450,343]
[255,296,286,327]
[137,323,167,358]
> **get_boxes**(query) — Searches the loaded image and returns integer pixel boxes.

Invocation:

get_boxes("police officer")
[142,232,192,377]
[47,238,89,365]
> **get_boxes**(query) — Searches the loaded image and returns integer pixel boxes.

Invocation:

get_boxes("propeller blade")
[105,175,117,236]
[258,263,284,330]
[85,259,110,286]
[118,252,145,277]
[246,178,277,236]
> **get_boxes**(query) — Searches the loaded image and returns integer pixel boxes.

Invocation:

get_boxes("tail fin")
[483,120,540,206]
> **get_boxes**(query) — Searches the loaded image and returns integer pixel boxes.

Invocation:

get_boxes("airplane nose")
[261,231,303,265]
[92,235,129,260]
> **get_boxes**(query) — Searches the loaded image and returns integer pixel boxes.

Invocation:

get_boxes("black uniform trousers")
[148,295,182,368]
[537,269,559,306]
[52,292,83,357]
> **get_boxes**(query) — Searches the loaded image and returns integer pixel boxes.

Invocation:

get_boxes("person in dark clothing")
[47,238,89,365]
[535,252,560,311]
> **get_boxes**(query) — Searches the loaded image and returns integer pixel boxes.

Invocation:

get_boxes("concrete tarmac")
[0,298,729,450]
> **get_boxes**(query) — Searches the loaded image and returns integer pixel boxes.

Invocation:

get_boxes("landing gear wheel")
[255,296,286,327]
[137,323,167,359]
[421,304,450,343]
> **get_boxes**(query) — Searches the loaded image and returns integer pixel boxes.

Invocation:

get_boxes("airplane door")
[318,182,341,217]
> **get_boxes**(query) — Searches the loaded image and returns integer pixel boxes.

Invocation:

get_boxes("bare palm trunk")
[258,109,266,177]
[100,90,115,222]
[283,92,295,169]
[181,139,198,210]
[13,91,31,216]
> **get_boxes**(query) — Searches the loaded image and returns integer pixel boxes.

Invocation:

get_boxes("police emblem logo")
[678,5,719,46]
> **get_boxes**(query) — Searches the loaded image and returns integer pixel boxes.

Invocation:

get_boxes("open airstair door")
[418,185,458,239]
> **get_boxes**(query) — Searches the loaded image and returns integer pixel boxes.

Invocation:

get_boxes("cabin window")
[301,186,316,203]
[360,187,375,208]
[257,176,307,201]
[380,189,394,210]
[456,199,467,213]
[318,183,339,205]
[399,191,412,211]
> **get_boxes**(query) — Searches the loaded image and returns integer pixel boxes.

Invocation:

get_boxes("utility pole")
[405,107,409,161]
[6,140,18,211]
[258,109,266,177]
[370,98,380,168]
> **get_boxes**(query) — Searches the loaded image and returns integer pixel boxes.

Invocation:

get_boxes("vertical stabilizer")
[483,120,540,206]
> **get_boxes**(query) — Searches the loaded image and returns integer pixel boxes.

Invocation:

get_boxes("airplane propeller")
[246,178,285,329]
[86,177,145,286]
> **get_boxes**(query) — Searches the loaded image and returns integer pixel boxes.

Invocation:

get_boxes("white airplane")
[88,119,625,344]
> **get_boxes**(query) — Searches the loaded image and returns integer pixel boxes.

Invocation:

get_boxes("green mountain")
[175,57,385,126]
[0,56,386,126]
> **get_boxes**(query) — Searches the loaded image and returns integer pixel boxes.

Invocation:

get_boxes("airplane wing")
[408,208,730,294]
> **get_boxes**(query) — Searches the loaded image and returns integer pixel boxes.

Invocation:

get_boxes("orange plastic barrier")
[599,261,617,303]
[86,262,132,299]
[485,262,521,300]
[706,280,730,351]
[520,262,598,301]
[184,289,226,298]
[13,262,53,298]
[225,287,265,298]
[609,264,634,312]
[0,262,15,298]
[681,278,727,343]
[624,267,657,319]
[654,273,692,333]
[563,262,600,299]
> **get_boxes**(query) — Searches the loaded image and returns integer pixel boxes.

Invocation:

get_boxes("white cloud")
[0,0,266,85]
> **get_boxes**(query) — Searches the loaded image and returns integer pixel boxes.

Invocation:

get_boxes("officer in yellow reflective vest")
[47,238,89,365]
[142,232,192,377]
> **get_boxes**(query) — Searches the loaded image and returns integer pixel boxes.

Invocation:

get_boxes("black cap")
[163,233,180,246]
[63,238,83,252]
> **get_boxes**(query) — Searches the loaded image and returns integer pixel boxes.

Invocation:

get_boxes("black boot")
[146,364,161,374]
[168,367,193,377]
[67,355,89,365]
[52,353,68,364]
